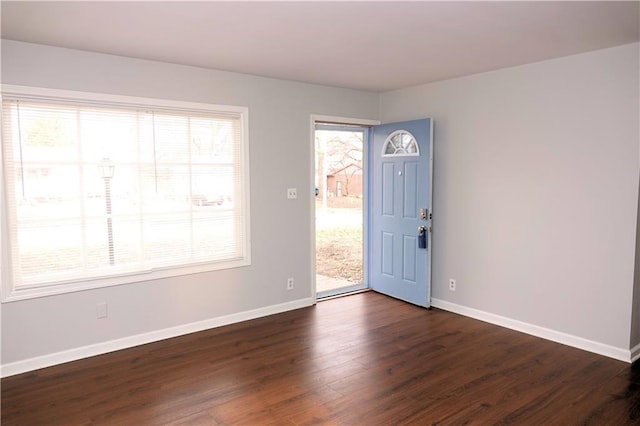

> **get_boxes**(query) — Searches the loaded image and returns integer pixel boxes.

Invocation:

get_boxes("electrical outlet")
[287,277,294,290]
[449,279,456,292]
[287,188,297,199]
[96,302,108,319]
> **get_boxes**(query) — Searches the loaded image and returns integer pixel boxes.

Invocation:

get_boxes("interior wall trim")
[431,298,631,363]
[1,297,315,378]
[630,342,640,363]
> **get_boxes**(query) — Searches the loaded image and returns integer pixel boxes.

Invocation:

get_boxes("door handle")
[418,226,427,249]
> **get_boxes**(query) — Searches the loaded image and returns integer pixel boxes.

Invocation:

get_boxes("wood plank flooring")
[2,291,639,425]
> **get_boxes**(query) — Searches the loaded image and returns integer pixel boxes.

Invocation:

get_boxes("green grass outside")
[315,205,363,283]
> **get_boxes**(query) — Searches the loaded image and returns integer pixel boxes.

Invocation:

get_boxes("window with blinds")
[1,88,250,300]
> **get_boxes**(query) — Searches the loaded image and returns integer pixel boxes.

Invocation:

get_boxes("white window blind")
[2,89,250,299]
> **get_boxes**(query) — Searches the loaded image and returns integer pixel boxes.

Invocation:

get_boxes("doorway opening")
[315,123,369,299]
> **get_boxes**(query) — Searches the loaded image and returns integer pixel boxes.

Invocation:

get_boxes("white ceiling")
[2,1,639,92]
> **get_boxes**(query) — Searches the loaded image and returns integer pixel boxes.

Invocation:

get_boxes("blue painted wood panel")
[370,118,432,307]
[382,163,394,217]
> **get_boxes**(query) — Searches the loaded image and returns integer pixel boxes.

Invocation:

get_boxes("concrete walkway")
[316,274,354,293]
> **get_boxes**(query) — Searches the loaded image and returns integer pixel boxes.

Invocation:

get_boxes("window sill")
[2,258,251,302]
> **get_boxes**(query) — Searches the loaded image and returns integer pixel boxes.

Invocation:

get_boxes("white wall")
[0,40,379,369]
[2,39,638,372]
[380,43,640,352]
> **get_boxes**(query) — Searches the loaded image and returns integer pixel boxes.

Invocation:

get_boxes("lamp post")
[98,158,115,266]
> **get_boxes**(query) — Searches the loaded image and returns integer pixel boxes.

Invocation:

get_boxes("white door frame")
[309,115,379,304]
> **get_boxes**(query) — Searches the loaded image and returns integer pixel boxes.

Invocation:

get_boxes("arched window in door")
[382,130,420,156]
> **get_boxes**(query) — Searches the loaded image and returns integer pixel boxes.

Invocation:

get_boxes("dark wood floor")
[2,292,639,425]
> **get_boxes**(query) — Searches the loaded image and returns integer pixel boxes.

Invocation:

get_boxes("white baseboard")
[631,342,640,363]
[1,297,314,378]
[431,298,631,363]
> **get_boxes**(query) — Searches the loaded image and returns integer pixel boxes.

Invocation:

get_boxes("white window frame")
[1,85,251,302]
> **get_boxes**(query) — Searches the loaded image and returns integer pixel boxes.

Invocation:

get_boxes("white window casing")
[1,86,251,301]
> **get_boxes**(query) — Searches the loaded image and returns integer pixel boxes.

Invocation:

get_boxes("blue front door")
[370,119,433,307]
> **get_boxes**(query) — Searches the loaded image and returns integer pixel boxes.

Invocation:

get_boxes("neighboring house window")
[1,86,250,301]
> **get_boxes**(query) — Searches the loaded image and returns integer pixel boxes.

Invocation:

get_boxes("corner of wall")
[631,175,640,350]
[376,90,383,123]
